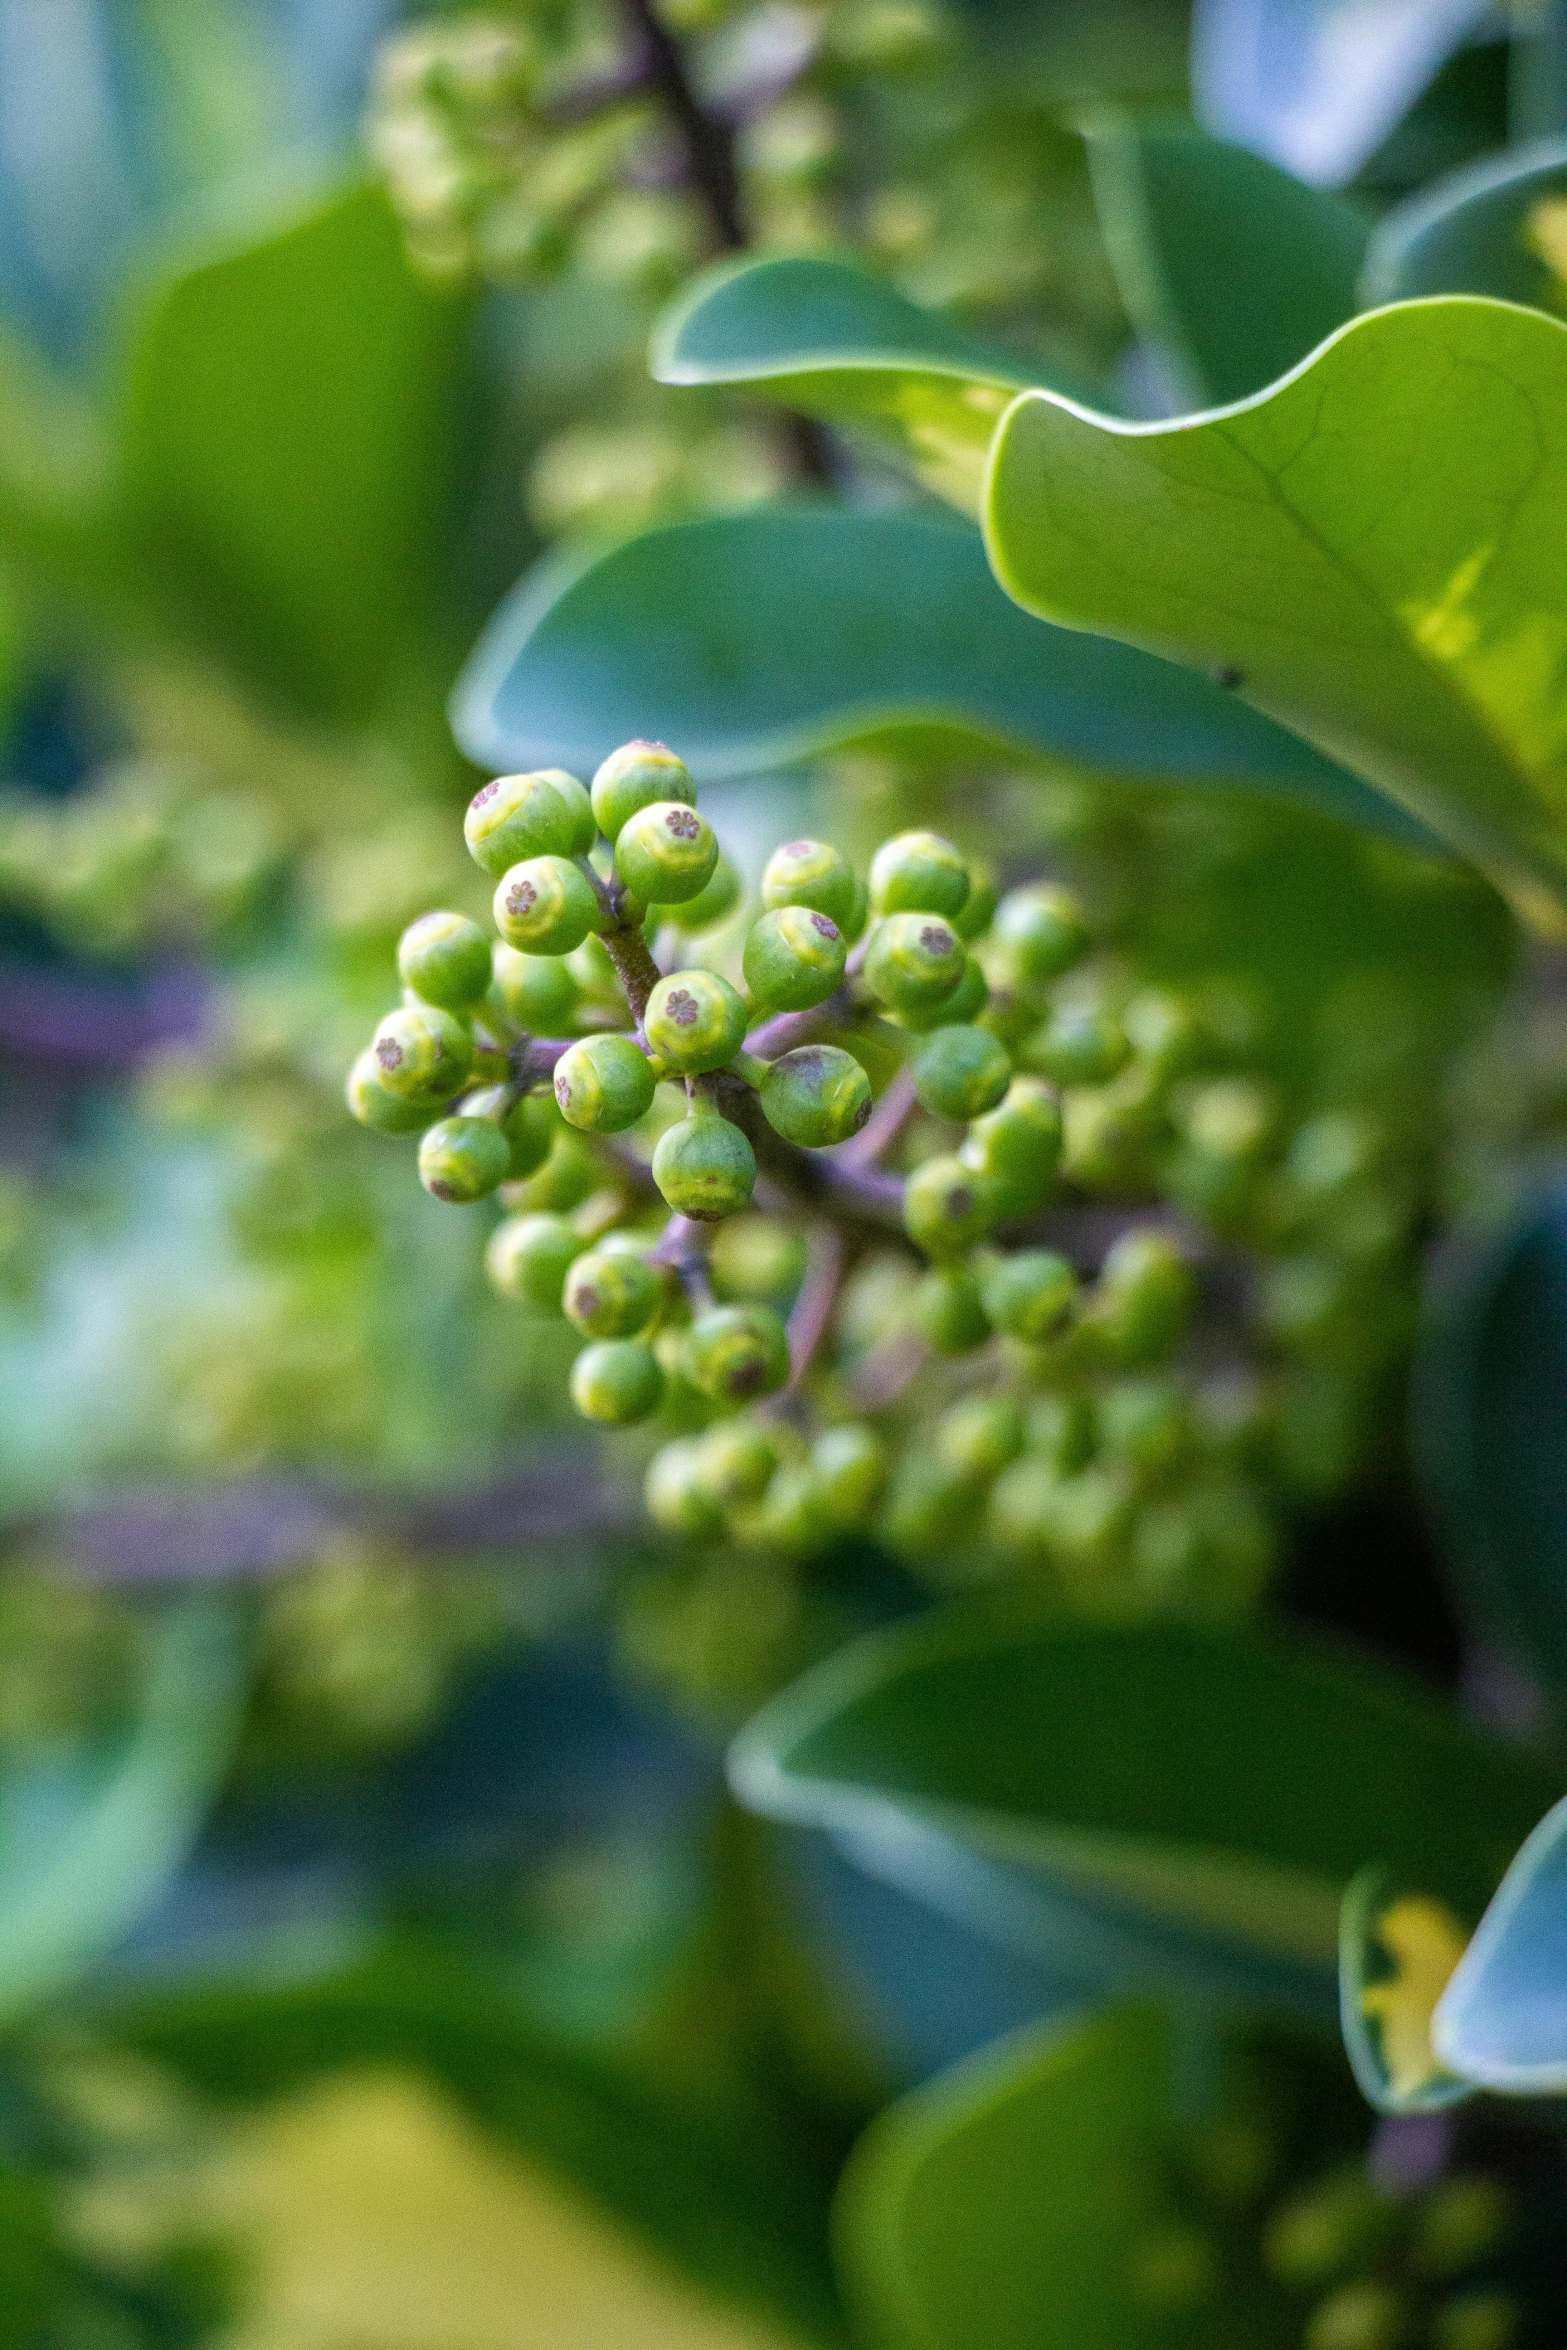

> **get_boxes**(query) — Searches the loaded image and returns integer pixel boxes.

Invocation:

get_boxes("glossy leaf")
[1434,1792,1567,2093]
[1337,1867,1473,2115]
[1086,115,1367,406]
[117,175,463,721]
[985,296,1567,932]
[729,1613,1556,2014]
[0,1596,243,2027]
[1363,137,1567,309]
[1190,0,1494,188]
[651,254,1055,511]
[452,506,1431,844]
[835,2005,1171,2350]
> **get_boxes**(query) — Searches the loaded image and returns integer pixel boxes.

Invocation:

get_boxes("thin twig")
[785,1221,844,1390]
[617,0,746,246]
[835,1063,916,1170]
[845,1325,929,1413]
[649,1211,715,1310]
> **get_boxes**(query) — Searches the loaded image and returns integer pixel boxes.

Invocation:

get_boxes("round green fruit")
[980,1248,1077,1341]
[990,883,1089,989]
[743,904,847,1013]
[960,1077,1063,1208]
[645,1441,726,1538]
[651,1107,756,1219]
[644,970,749,1073]
[685,1302,790,1407]
[501,1089,558,1178]
[371,1004,472,1099]
[490,944,578,1032]
[531,768,596,855]
[346,1051,438,1135]
[911,1261,990,1353]
[759,1045,871,1147]
[563,1244,665,1337]
[570,1338,664,1424]
[417,1115,511,1203]
[935,1393,1025,1485]
[1094,1230,1195,1366]
[591,740,696,840]
[493,855,600,954]
[552,1033,656,1133]
[868,828,970,919]
[812,1423,887,1527]
[397,910,492,1009]
[902,1154,996,1258]
[954,863,997,941]
[465,770,584,876]
[912,1023,1011,1121]
[862,912,967,1016]
[614,800,720,905]
[694,1418,780,1506]
[1020,1002,1129,1088]
[485,1212,582,1310]
[760,837,857,931]
[667,850,741,933]
[896,952,988,1033]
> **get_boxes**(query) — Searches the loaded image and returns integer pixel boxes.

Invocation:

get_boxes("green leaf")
[729,1613,1556,2013]
[1085,115,1368,407]
[1362,138,1567,310]
[834,2005,1172,2350]
[651,255,1060,511]
[116,176,464,722]
[0,1597,244,2029]
[1337,1867,1473,2116]
[984,295,1567,930]
[452,507,1431,844]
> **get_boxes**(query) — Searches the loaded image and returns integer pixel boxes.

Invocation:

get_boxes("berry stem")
[784,1221,843,1390]
[846,1323,930,1412]
[596,905,663,1029]
[835,1063,916,1169]
[649,1211,715,1310]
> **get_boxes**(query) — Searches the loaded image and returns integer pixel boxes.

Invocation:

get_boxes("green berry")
[552,1033,656,1133]
[1098,1378,1193,1484]
[346,1051,439,1135]
[501,1089,557,1178]
[684,1302,790,1406]
[570,1337,665,1423]
[485,1212,582,1310]
[912,1261,990,1352]
[644,970,749,1073]
[1095,1230,1195,1366]
[987,1454,1063,1560]
[1020,1002,1129,1087]
[882,1455,971,1555]
[667,850,742,933]
[1123,987,1202,1077]
[743,905,847,1012]
[862,912,966,1016]
[591,740,696,840]
[935,1393,1024,1485]
[1302,2281,1407,2350]
[708,1215,806,1302]
[868,828,970,918]
[417,1115,511,1203]
[980,1249,1076,1341]
[651,1106,756,1219]
[954,862,997,941]
[896,952,988,1033]
[960,1078,1063,1209]
[615,800,720,905]
[903,1154,997,1258]
[761,837,857,930]
[493,855,600,954]
[749,1463,831,1555]
[511,1130,601,1213]
[911,1023,1011,1121]
[371,1004,473,1099]
[645,1440,726,1538]
[695,1418,781,1505]
[490,944,578,1032]
[465,771,584,876]
[563,1244,665,1336]
[759,1045,871,1147]
[531,767,597,855]
[990,883,1090,989]
[812,1424,887,1526]
[397,911,492,1009]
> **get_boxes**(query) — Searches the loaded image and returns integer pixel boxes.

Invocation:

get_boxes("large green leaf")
[1085,116,1368,407]
[651,255,1061,511]
[1362,138,1567,310]
[729,1613,1556,2013]
[984,296,1567,931]
[0,1596,243,2028]
[452,506,1431,843]
[835,2005,1171,2350]
[116,176,464,721]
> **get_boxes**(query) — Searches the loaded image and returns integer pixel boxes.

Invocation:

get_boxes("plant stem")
[785,1221,844,1389]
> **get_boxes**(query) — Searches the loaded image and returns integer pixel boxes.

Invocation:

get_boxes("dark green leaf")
[985,296,1567,929]
[1362,138,1567,309]
[452,506,1430,843]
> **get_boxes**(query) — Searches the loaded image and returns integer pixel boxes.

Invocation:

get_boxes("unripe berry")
[644,970,748,1073]
[709,1214,806,1302]
[346,1051,438,1134]
[397,911,492,1009]
[911,1023,1011,1121]
[761,837,857,930]
[532,767,597,855]
[935,1393,1024,1485]
[862,912,966,1015]
[960,1078,1063,1209]
[667,849,741,932]
[485,1211,582,1309]
[1020,1002,1129,1088]
[987,1454,1063,1559]
[912,1261,990,1352]
[896,952,987,1033]
[1301,2282,1407,2350]
[980,1248,1076,1341]
[695,1417,780,1505]
[759,1045,871,1147]
[563,1244,665,1336]
[990,883,1089,988]
[615,800,720,905]
[490,944,578,1032]
[812,1423,888,1526]
[570,1337,664,1423]
[372,1004,473,1098]
[1094,1230,1195,1366]
[645,1440,726,1538]
[591,740,695,840]
[743,905,846,1012]
[750,1463,832,1555]
[1098,1378,1193,1484]
[652,1106,756,1218]
[903,1154,996,1257]
[1124,987,1202,1077]
[882,1455,971,1554]
[501,1089,557,1178]
[465,770,584,875]
[511,1131,601,1214]
[954,862,997,940]
[552,1033,656,1132]
[493,855,600,954]
[418,1115,511,1202]
[685,1302,790,1406]
[868,828,969,919]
